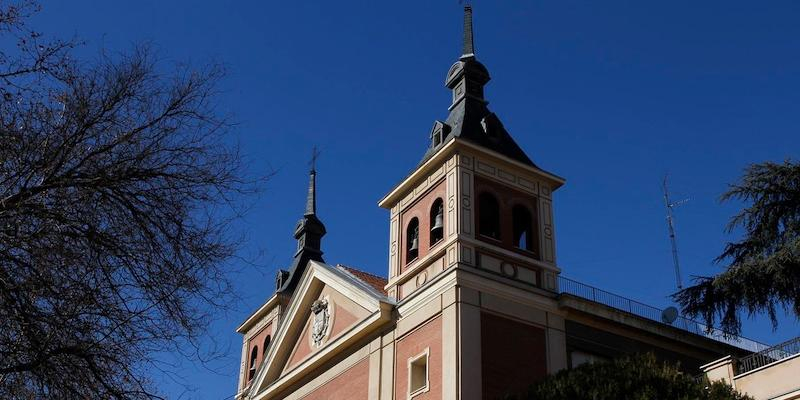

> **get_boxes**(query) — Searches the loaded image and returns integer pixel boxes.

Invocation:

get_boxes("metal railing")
[736,336,800,375]
[557,276,771,354]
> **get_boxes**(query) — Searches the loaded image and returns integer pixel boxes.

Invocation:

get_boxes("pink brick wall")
[297,357,370,400]
[400,180,446,271]
[395,316,443,400]
[481,312,547,399]
[286,301,360,371]
[246,321,273,384]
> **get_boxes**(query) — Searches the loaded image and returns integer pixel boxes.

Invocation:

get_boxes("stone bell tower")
[378,6,567,398]
[379,5,564,301]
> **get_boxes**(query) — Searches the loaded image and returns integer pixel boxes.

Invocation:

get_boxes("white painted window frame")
[407,347,430,399]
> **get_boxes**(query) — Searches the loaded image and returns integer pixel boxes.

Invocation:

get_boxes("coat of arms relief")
[310,298,330,347]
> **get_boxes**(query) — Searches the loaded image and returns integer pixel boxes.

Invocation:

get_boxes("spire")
[305,171,316,215]
[461,5,475,59]
[305,147,320,216]
[275,148,327,294]
[444,4,490,106]
[415,5,538,169]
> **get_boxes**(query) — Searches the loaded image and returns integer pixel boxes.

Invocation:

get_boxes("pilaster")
[442,287,458,399]
[459,301,482,400]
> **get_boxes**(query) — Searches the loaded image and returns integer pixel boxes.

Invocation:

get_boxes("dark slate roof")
[417,7,538,170]
[419,92,538,169]
[276,169,326,295]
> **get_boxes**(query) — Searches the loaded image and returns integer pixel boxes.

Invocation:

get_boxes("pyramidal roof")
[419,5,538,169]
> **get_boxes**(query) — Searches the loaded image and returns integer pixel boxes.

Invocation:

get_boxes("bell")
[431,207,444,233]
[409,236,419,252]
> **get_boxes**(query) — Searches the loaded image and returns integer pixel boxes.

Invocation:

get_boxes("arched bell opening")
[478,192,500,240]
[248,346,259,381]
[262,335,271,363]
[406,217,420,262]
[430,198,444,246]
[512,204,534,252]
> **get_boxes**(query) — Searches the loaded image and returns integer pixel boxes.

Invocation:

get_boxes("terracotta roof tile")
[336,265,388,295]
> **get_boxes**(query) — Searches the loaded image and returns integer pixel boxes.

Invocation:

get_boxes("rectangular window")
[570,350,607,368]
[408,348,429,398]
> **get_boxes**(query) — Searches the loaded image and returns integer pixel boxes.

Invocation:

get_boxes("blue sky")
[33,1,799,398]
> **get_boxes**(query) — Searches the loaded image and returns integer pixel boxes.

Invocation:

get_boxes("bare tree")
[0,2,254,398]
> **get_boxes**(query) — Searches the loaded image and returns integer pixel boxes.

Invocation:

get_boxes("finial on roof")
[461,5,475,59]
[278,148,327,294]
[423,4,538,169]
[305,146,320,216]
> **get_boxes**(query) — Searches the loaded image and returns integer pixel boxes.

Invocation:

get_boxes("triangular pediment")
[282,283,370,373]
[247,261,394,399]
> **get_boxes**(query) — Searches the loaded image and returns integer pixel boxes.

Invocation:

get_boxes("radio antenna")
[662,175,689,290]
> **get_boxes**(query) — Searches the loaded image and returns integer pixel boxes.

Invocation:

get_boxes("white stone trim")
[733,352,800,380]
[442,299,458,399]
[407,347,430,399]
[379,340,395,400]
[237,293,283,333]
[460,236,560,273]
[459,302,482,400]
[379,139,565,209]
[388,236,456,289]
[379,140,458,208]
[458,140,565,189]
[248,261,394,400]
[278,344,372,400]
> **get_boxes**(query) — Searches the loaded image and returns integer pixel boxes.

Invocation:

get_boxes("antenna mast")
[662,175,687,290]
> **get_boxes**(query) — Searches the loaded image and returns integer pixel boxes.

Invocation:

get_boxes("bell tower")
[379,5,564,301]
[378,8,567,398]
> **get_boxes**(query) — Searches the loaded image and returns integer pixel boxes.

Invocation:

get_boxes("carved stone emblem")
[310,298,330,346]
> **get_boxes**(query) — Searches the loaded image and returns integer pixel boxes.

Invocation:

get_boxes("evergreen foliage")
[520,354,752,400]
[675,160,800,335]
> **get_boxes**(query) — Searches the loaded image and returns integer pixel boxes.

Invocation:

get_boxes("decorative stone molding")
[472,155,542,197]
[459,243,474,266]
[476,251,538,288]
[539,198,555,263]
[446,169,457,238]
[310,297,332,348]
[399,164,448,210]
[398,255,446,300]
[390,215,399,278]
[460,169,473,236]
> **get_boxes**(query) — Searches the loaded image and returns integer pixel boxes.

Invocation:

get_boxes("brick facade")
[296,358,370,400]
[481,312,547,399]
[399,179,446,271]
[395,316,443,400]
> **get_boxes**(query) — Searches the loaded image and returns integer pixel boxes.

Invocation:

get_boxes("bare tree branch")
[0,2,259,398]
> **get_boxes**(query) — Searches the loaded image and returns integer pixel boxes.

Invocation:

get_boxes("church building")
[235,7,780,400]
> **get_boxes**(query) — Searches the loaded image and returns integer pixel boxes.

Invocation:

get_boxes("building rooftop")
[336,265,388,296]
[557,275,770,354]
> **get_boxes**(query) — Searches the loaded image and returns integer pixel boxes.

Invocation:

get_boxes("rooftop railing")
[736,336,800,375]
[557,276,771,354]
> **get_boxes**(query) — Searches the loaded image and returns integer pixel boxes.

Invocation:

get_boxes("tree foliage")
[675,160,800,335]
[521,354,751,400]
[0,2,254,398]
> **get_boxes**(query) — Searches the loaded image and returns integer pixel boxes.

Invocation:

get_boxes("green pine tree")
[675,160,800,335]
